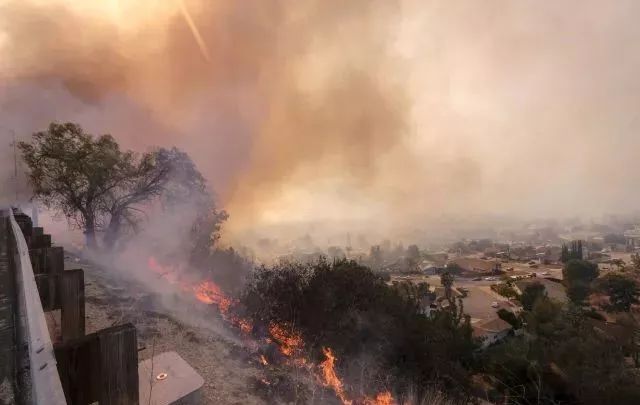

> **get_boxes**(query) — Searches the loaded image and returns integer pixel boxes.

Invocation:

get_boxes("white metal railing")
[8,209,66,405]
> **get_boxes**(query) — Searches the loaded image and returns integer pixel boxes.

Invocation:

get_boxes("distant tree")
[631,253,640,271]
[445,262,464,275]
[327,246,346,261]
[563,259,599,286]
[403,244,421,273]
[19,122,170,249]
[562,240,584,263]
[369,245,383,270]
[610,258,626,271]
[491,283,519,300]
[393,281,432,310]
[440,271,455,300]
[497,308,521,329]
[561,244,570,263]
[567,282,591,306]
[595,273,640,312]
[406,244,420,261]
[574,240,584,259]
[562,258,599,307]
[521,282,547,311]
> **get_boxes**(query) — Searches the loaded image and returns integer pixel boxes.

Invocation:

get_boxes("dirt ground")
[61,253,271,405]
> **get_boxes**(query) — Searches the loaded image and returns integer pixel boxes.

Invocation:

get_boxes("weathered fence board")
[30,247,64,310]
[55,323,139,405]
[60,269,85,342]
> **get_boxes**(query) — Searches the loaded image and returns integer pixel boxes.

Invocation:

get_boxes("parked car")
[491,301,499,308]
[541,271,550,276]
[472,277,482,281]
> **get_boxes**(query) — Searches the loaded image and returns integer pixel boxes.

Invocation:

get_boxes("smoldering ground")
[3,0,640,248]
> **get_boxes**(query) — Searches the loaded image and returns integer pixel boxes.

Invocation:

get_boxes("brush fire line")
[147,256,395,405]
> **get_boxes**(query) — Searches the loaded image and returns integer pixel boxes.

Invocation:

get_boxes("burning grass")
[147,256,397,405]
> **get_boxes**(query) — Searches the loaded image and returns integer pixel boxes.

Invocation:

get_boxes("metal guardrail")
[7,209,67,405]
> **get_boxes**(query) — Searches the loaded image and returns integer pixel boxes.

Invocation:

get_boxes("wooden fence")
[9,209,139,404]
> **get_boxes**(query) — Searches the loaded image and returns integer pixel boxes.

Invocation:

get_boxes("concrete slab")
[139,351,204,405]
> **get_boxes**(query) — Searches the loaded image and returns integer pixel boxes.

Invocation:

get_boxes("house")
[420,260,445,274]
[472,317,512,348]
[624,227,640,250]
[419,287,466,316]
[450,258,500,275]
[426,252,449,265]
[534,245,562,264]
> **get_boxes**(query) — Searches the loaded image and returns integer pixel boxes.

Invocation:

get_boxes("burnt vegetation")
[241,259,476,402]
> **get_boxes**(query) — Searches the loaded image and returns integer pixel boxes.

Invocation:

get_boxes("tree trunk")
[84,224,97,250]
[104,214,121,251]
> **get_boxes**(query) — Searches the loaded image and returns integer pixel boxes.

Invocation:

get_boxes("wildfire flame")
[259,378,271,386]
[364,392,394,405]
[193,280,232,312]
[147,256,252,332]
[320,347,352,405]
[319,348,396,405]
[268,323,303,357]
[148,256,180,281]
[147,256,394,405]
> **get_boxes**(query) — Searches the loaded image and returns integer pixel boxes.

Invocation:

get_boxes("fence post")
[29,248,43,274]
[34,234,52,249]
[55,323,139,405]
[61,269,85,342]
[99,324,139,405]
[45,247,64,309]
[30,247,64,310]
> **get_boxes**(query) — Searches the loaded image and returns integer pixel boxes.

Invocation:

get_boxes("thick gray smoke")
[2,0,640,246]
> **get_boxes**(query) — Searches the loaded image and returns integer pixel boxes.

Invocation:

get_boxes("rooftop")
[472,317,512,337]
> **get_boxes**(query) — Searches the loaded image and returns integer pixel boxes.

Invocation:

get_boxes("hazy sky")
[1,0,640,242]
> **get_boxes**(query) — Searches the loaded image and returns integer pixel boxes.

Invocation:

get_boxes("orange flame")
[147,257,188,289]
[268,323,303,357]
[147,256,393,405]
[238,318,253,334]
[320,347,352,405]
[364,391,394,405]
[319,348,395,405]
[259,378,272,386]
[147,256,252,332]
[193,280,232,312]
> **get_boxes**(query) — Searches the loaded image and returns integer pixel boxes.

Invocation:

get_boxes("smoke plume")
[2,0,640,245]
